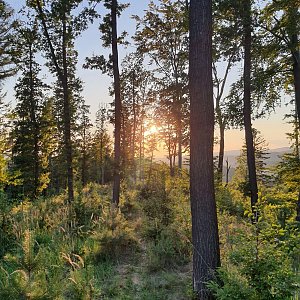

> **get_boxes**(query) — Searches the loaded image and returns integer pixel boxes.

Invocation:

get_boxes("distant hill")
[220,147,291,181]
[221,147,291,169]
[155,147,291,167]
[154,147,292,182]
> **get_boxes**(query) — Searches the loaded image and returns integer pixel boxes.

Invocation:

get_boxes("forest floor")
[1,171,299,299]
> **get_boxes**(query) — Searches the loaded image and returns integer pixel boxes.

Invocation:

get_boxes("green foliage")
[0,170,299,299]
[208,266,256,300]
[0,192,16,258]
[216,186,245,216]
[211,204,300,300]
[0,229,65,299]
[146,226,190,272]
[90,208,140,261]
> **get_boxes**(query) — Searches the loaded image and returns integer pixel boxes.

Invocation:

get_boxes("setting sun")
[145,125,159,136]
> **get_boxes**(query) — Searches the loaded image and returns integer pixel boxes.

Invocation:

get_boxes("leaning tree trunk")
[189,0,221,299]
[243,0,258,218]
[112,0,122,206]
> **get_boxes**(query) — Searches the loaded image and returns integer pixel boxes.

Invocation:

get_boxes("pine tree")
[29,0,88,202]
[0,0,18,80]
[13,25,46,198]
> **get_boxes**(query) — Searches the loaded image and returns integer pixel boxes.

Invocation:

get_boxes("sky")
[4,0,293,152]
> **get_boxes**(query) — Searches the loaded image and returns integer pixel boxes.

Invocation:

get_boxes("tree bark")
[293,59,300,125]
[288,1,300,129]
[189,0,221,298]
[287,4,300,222]
[112,0,122,206]
[243,0,258,216]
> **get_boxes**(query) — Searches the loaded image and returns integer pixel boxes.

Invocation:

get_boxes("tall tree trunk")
[100,131,105,185]
[217,122,225,184]
[112,0,122,205]
[292,107,299,224]
[139,116,145,183]
[178,119,183,171]
[288,1,300,129]
[62,13,74,202]
[81,127,87,187]
[29,43,39,197]
[293,59,300,126]
[189,0,221,298]
[243,0,258,216]
[225,158,230,187]
[288,4,300,222]
[175,76,183,171]
[214,56,233,185]
[132,71,137,183]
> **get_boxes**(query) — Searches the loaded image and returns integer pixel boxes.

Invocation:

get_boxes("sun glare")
[145,125,158,136]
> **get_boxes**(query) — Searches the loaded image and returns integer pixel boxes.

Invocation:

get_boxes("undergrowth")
[0,169,299,299]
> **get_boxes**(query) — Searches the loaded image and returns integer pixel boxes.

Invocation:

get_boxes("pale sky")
[5,0,293,151]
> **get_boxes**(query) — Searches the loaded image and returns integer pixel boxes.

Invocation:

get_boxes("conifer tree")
[13,25,46,198]
[28,0,92,201]
[0,0,18,80]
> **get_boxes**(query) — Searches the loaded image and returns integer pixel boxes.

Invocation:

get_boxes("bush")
[146,227,191,272]
[208,266,256,300]
[213,211,299,300]
[90,209,140,262]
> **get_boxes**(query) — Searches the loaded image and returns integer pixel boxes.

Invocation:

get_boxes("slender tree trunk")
[293,55,300,135]
[217,122,225,184]
[28,43,39,197]
[139,122,143,182]
[81,127,87,187]
[132,71,137,183]
[62,13,74,202]
[214,56,233,185]
[189,0,221,298]
[175,80,183,171]
[225,158,230,187]
[111,0,122,205]
[292,109,299,225]
[121,113,126,173]
[178,119,183,171]
[243,0,258,216]
[100,131,105,185]
[148,150,154,182]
